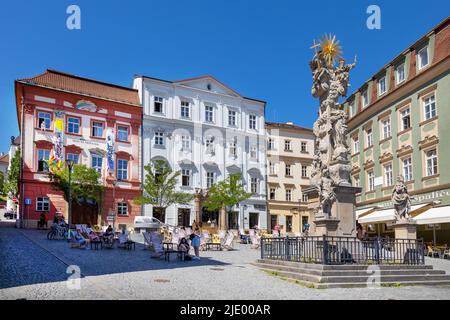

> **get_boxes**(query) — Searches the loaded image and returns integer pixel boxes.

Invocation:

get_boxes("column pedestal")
[394,221,417,240]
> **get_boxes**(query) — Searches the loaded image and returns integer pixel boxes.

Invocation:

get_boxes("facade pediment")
[174,76,241,98]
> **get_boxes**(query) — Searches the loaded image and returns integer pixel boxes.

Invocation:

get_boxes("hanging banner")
[106,127,115,172]
[49,112,65,169]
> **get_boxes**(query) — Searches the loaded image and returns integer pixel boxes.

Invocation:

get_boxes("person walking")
[190,230,201,260]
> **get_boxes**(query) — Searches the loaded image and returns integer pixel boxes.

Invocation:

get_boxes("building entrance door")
[249,212,259,229]
[178,208,190,227]
[228,211,239,229]
[153,207,165,223]
[71,199,98,226]
[270,214,278,231]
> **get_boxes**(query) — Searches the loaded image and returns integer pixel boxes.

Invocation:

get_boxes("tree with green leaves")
[134,160,194,223]
[202,173,253,230]
[4,148,20,202]
[48,163,104,219]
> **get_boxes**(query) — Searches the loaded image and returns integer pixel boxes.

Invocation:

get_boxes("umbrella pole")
[433,225,436,247]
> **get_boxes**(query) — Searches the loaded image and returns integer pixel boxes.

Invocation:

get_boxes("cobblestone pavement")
[1,222,450,300]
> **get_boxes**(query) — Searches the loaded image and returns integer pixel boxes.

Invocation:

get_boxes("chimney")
[286,121,294,125]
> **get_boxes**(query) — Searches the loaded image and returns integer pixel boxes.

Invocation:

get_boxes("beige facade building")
[266,122,314,235]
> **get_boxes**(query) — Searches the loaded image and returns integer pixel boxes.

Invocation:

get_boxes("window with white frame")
[349,101,356,117]
[362,90,369,108]
[117,202,128,216]
[384,163,393,187]
[396,63,405,84]
[36,197,50,211]
[249,115,257,130]
[426,149,438,176]
[301,165,308,178]
[285,164,291,176]
[269,188,276,200]
[268,138,275,150]
[117,159,128,180]
[367,170,375,191]
[181,135,191,151]
[403,157,413,181]
[154,131,164,146]
[181,101,190,118]
[228,110,237,126]
[353,175,360,188]
[117,125,129,142]
[285,189,292,202]
[284,140,292,151]
[250,177,258,194]
[269,162,276,175]
[423,94,436,120]
[301,141,307,153]
[205,138,214,154]
[67,117,80,134]
[205,105,214,122]
[154,96,163,113]
[181,169,191,186]
[229,141,237,157]
[250,146,257,159]
[206,172,215,188]
[366,128,373,148]
[66,153,79,164]
[400,107,411,130]
[302,193,309,203]
[91,121,104,138]
[353,136,360,154]
[37,111,51,130]
[37,149,50,172]
[381,118,391,139]
[418,46,429,70]
[91,154,103,174]
[378,76,386,96]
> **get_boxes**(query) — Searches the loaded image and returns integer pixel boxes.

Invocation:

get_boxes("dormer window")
[362,90,369,108]
[418,46,429,70]
[396,63,405,84]
[378,76,386,96]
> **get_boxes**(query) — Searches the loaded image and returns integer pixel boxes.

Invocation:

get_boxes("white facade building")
[133,75,267,231]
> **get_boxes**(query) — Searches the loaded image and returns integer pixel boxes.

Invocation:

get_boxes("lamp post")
[112,180,117,231]
[66,159,75,240]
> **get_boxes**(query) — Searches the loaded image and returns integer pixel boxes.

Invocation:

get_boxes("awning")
[413,205,450,225]
[358,204,430,224]
[356,207,375,219]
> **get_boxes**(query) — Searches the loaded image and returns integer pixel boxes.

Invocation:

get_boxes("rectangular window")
[117,159,128,180]
[182,169,190,187]
[302,193,309,203]
[117,126,129,142]
[418,46,429,70]
[250,146,257,159]
[368,170,375,191]
[117,202,128,216]
[384,164,393,187]
[205,105,214,122]
[284,140,291,151]
[250,177,258,194]
[206,172,215,188]
[249,115,257,130]
[37,149,50,172]
[67,117,80,134]
[401,108,411,130]
[36,197,50,212]
[205,138,214,154]
[91,154,103,174]
[228,110,236,126]
[382,118,391,139]
[269,188,276,200]
[378,76,386,95]
[426,149,438,176]
[301,141,307,153]
[154,96,163,113]
[181,135,190,151]
[349,102,356,117]
[268,138,274,150]
[269,162,276,175]
[366,128,373,148]
[181,101,190,118]
[229,141,237,157]
[353,175,360,188]
[396,63,405,84]
[286,216,293,233]
[285,164,291,176]
[66,153,79,164]
[38,111,51,130]
[301,165,308,178]
[286,189,292,202]
[154,132,164,146]
[353,136,360,154]
[423,94,436,120]
[362,90,369,108]
[91,121,104,138]
[403,157,413,181]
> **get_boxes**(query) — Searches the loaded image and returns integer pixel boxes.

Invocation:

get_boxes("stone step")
[258,267,450,285]
[253,262,446,277]
[257,259,433,270]
[316,280,450,289]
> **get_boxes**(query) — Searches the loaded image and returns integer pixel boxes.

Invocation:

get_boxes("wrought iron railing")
[260,236,425,265]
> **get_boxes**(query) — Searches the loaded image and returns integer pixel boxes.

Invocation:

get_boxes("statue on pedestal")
[309,34,356,218]
[392,175,412,221]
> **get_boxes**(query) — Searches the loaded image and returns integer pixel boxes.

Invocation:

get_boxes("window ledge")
[352,152,360,157]
[364,146,373,152]
[35,128,54,133]
[365,190,376,195]
[419,116,438,127]
[422,174,439,181]
[397,127,412,136]
[66,132,82,137]
[379,136,392,144]
[90,136,105,140]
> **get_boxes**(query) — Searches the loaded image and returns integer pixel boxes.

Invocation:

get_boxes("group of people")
[72,224,114,249]
[176,221,201,261]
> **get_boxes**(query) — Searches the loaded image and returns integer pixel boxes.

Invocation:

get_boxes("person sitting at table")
[103,225,114,242]
[85,224,100,241]
[72,228,90,249]
[178,238,192,260]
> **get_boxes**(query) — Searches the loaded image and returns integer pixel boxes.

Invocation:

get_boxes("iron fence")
[260,236,425,265]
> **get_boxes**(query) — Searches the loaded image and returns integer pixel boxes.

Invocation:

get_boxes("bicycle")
[47,223,68,240]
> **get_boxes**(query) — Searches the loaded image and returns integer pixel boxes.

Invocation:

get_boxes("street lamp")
[66,159,75,240]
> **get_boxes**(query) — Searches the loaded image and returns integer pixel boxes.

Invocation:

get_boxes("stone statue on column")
[392,175,412,222]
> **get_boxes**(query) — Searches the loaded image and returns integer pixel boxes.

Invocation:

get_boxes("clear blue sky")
[0,0,448,152]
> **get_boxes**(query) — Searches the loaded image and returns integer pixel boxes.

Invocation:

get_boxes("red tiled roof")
[0,154,9,163]
[266,121,313,132]
[17,70,140,106]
